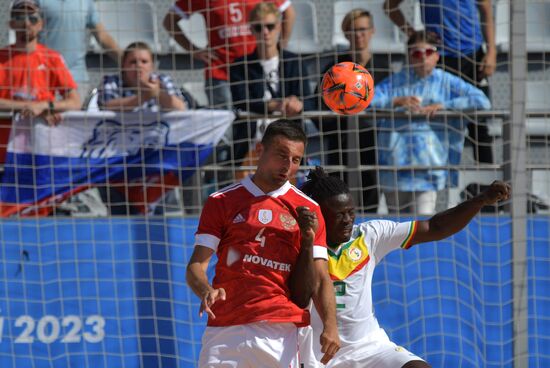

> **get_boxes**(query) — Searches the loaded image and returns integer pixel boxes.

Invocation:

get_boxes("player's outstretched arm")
[312,259,340,364]
[186,245,226,319]
[288,206,318,308]
[411,180,511,246]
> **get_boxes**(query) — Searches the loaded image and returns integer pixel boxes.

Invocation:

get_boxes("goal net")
[0,0,548,367]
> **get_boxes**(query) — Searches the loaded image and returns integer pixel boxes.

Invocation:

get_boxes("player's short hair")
[341,8,373,34]
[300,166,349,203]
[249,2,281,23]
[122,41,154,65]
[261,119,307,148]
[407,30,440,48]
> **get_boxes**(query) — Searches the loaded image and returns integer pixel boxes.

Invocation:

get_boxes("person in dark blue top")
[230,2,314,164]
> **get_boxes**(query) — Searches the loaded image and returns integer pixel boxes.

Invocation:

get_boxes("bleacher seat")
[182,81,209,108]
[495,0,550,53]
[168,12,208,53]
[531,170,550,209]
[332,0,416,54]
[286,1,324,54]
[92,1,161,53]
[525,80,550,136]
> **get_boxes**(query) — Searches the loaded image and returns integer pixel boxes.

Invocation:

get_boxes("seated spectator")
[98,41,187,112]
[96,41,188,215]
[316,8,391,213]
[0,0,81,163]
[230,2,313,167]
[370,31,491,215]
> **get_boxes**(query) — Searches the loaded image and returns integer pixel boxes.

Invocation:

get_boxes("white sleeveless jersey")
[303,220,417,366]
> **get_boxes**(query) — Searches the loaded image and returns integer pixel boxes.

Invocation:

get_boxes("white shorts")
[299,327,425,368]
[199,322,299,368]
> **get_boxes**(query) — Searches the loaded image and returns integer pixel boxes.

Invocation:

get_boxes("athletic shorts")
[299,326,425,368]
[199,322,299,367]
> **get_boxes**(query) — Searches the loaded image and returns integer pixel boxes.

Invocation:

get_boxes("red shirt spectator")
[0,0,80,163]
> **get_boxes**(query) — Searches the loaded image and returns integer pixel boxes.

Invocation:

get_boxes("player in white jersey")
[298,167,511,368]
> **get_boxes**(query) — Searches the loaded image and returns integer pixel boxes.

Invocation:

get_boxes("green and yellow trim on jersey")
[400,221,418,250]
[327,232,370,281]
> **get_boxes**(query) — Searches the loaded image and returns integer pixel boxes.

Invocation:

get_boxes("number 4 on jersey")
[255,228,266,247]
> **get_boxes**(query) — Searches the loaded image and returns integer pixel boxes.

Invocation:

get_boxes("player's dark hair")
[407,30,440,48]
[261,119,307,148]
[301,166,349,203]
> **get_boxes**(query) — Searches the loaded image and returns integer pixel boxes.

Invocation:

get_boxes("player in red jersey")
[187,120,340,367]
[163,0,296,108]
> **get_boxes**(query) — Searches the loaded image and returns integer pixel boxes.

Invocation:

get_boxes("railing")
[0,108,548,213]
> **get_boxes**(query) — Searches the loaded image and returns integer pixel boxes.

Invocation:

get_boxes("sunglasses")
[409,46,437,59]
[11,14,41,25]
[251,23,277,33]
[346,27,373,34]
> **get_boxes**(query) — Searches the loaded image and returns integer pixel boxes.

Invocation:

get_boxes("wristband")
[48,101,55,112]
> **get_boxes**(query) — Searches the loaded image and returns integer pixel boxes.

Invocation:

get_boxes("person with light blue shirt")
[37,0,121,99]
[371,31,491,215]
[384,0,496,164]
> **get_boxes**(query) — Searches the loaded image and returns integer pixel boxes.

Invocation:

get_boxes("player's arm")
[163,9,216,64]
[54,89,81,111]
[280,4,296,48]
[312,259,340,365]
[91,23,123,64]
[186,245,226,319]
[383,0,414,37]
[288,206,318,308]
[411,181,511,246]
[477,0,497,78]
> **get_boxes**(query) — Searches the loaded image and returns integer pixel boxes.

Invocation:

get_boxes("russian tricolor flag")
[0,110,235,216]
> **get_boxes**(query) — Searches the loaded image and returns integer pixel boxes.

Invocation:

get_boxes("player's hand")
[296,206,318,245]
[40,111,63,126]
[199,287,226,319]
[319,326,340,364]
[479,180,511,206]
[479,47,497,78]
[418,103,443,118]
[138,73,161,99]
[393,96,422,111]
[192,48,219,64]
[281,96,304,116]
[21,101,49,118]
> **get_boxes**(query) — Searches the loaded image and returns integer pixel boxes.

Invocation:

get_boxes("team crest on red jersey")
[279,213,297,230]
[258,209,272,224]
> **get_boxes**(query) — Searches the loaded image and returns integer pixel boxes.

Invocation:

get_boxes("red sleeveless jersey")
[195,176,327,327]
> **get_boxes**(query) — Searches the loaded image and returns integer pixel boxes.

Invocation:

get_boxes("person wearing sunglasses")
[370,31,491,215]
[229,2,315,168]
[163,0,295,110]
[385,0,496,165]
[0,0,81,162]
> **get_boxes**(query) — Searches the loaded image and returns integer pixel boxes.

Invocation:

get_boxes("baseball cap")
[10,0,40,12]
